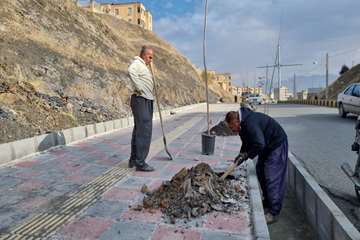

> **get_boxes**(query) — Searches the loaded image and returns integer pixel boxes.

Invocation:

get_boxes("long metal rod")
[203,0,210,135]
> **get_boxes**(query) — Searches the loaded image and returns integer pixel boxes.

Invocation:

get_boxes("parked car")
[247,94,265,105]
[337,83,360,118]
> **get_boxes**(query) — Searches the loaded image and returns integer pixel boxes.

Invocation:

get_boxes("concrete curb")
[288,152,360,240]
[0,103,206,165]
[278,99,337,108]
[247,160,271,239]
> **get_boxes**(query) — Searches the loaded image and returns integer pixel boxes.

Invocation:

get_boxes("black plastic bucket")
[201,133,216,155]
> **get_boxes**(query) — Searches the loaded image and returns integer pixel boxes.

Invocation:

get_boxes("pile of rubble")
[141,163,248,223]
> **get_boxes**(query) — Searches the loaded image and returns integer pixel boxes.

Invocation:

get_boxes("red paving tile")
[164,163,195,174]
[59,217,113,240]
[204,211,250,234]
[15,161,37,168]
[151,225,202,240]
[103,187,140,201]
[16,171,41,178]
[121,208,162,224]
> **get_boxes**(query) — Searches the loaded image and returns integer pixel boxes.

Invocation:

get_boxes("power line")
[330,48,360,58]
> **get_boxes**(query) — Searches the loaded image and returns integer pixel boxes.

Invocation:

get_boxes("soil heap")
[142,163,247,222]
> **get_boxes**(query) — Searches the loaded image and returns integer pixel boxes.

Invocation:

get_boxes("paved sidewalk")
[0,106,253,240]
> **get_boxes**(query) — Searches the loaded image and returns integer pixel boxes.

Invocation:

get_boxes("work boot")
[128,159,135,168]
[265,212,279,225]
[136,163,155,172]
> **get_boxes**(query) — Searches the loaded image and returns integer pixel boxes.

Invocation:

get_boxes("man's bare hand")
[234,152,248,166]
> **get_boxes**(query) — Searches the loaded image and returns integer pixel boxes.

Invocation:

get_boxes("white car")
[337,83,360,117]
[247,95,264,105]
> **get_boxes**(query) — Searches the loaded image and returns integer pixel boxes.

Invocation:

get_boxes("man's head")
[225,111,241,133]
[140,46,153,65]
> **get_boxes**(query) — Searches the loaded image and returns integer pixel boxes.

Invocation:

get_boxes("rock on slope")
[0,0,223,143]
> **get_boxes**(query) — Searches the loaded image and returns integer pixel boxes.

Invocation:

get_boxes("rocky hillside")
[0,0,227,144]
[319,64,360,99]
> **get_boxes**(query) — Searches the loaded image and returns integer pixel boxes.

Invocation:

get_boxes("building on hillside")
[231,86,242,96]
[83,1,152,31]
[307,87,323,100]
[297,88,323,100]
[237,87,263,96]
[199,70,232,93]
[215,73,232,92]
[273,87,290,101]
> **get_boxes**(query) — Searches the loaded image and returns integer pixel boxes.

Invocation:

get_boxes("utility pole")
[293,73,297,100]
[265,66,269,96]
[257,42,302,101]
[278,44,281,96]
[325,52,329,99]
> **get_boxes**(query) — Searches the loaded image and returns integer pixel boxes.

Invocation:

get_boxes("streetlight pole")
[293,73,297,100]
[325,52,329,99]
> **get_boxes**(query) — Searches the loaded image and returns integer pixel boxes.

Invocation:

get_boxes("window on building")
[115,9,119,15]
[128,7,132,16]
[137,7,140,13]
[138,19,141,25]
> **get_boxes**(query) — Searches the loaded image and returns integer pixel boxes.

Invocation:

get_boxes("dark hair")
[225,111,239,124]
[140,45,152,57]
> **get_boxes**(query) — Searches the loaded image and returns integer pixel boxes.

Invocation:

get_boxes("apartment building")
[84,1,152,31]
[215,73,232,92]
[274,87,290,101]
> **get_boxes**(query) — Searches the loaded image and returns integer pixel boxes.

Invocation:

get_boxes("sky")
[81,0,360,89]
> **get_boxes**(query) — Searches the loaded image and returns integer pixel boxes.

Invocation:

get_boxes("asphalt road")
[258,104,360,229]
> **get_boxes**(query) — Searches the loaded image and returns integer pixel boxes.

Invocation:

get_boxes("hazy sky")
[81,0,360,87]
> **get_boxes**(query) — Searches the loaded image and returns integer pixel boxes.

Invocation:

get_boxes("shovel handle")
[220,157,243,180]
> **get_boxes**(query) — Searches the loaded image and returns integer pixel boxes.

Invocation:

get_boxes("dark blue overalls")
[239,107,288,216]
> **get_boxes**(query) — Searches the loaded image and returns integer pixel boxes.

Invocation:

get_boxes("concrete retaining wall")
[288,152,360,240]
[279,99,337,108]
[0,103,206,165]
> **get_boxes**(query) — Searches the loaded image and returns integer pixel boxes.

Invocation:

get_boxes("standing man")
[225,107,288,224]
[128,46,155,172]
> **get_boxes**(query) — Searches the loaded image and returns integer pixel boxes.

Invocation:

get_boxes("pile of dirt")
[0,0,231,143]
[141,163,247,223]
[209,120,237,136]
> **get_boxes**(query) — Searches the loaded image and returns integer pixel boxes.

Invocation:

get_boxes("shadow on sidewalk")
[268,189,316,239]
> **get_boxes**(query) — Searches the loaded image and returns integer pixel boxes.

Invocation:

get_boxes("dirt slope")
[0,0,224,143]
[319,64,360,99]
